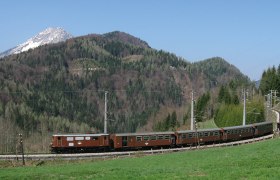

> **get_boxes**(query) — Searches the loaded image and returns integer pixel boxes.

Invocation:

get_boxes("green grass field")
[197,119,218,129]
[1,137,280,179]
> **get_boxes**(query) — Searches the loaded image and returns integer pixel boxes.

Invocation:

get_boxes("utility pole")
[273,90,278,107]
[104,91,108,134]
[266,93,271,121]
[19,133,25,166]
[191,90,194,130]
[242,89,246,126]
[195,120,200,148]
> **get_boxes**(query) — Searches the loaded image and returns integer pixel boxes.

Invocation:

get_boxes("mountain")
[103,31,150,48]
[193,57,249,85]
[0,31,251,153]
[0,27,73,58]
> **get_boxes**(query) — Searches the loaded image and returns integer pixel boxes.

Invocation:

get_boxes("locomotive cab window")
[136,136,142,141]
[143,136,149,141]
[75,137,84,141]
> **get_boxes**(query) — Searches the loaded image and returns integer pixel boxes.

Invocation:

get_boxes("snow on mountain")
[0,27,73,58]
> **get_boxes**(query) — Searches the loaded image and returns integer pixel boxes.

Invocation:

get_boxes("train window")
[136,136,142,141]
[85,137,91,140]
[188,133,193,138]
[143,136,149,141]
[150,136,157,140]
[158,135,164,140]
[58,137,61,140]
[75,137,84,141]
[204,132,209,137]
[122,136,128,146]
[182,134,187,139]
[92,137,99,141]
[67,137,73,141]
[164,135,170,140]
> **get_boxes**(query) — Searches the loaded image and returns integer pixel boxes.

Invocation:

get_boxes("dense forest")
[259,65,280,95]
[0,31,251,153]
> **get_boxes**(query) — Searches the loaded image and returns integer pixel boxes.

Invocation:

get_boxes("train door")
[100,136,104,146]
[104,135,108,146]
[253,126,258,137]
[122,136,128,147]
[171,135,176,146]
[58,137,62,146]
[221,130,227,141]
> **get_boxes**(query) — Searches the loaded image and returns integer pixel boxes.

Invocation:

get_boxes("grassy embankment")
[1,137,280,179]
[197,119,218,129]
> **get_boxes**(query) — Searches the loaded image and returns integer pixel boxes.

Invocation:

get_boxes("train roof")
[177,128,221,134]
[222,121,272,130]
[253,121,273,125]
[112,131,175,137]
[222,124,253,130]
[52,133,109,137]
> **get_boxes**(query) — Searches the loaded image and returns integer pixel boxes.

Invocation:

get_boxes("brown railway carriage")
[221,124,254,142]
[51,133,110,153]
[110,132,176,150]
[176,128,221,146]
[253,121,273,137]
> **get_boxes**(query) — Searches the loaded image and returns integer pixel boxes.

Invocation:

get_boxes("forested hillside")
[259,65,280,95]
[0,31,250,153]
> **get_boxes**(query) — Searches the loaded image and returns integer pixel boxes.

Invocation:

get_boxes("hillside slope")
[0,31,249,153]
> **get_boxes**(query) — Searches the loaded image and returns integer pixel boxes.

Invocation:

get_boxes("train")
[50,121,273,153]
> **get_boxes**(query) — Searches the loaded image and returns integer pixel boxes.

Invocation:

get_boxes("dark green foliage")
[154,111,180,131]
[259,65,280,94]
[218,85,232,104]
[195,92,210,122]
[214,104,243,127]
[214,98,265,127]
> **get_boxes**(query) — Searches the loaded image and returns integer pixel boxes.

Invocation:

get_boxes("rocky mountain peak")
[0,27,73,57]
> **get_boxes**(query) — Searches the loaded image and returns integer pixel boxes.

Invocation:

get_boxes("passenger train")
[50,121,273,153]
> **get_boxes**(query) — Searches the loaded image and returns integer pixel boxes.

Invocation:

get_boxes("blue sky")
[1,0,280,80]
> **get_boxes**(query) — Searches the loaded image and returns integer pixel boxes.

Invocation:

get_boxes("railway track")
[0,134,274,161]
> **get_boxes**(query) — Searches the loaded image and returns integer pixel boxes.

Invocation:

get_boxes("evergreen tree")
[170,111,177,129]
